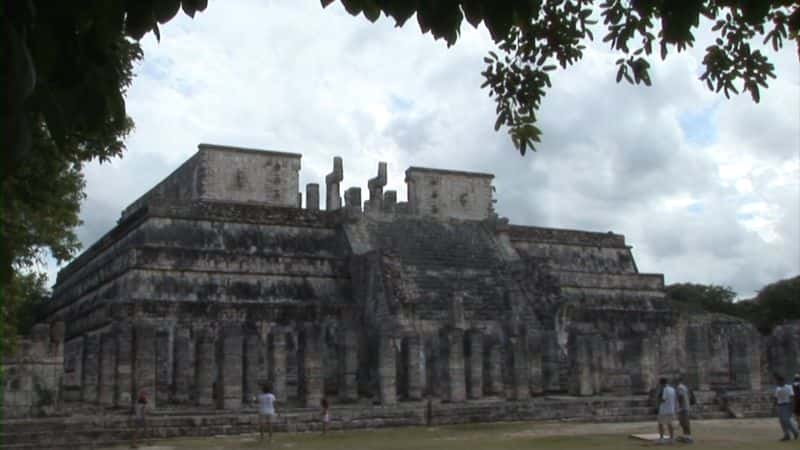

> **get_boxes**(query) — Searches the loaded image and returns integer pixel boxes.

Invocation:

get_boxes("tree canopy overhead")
[323,0,799,154]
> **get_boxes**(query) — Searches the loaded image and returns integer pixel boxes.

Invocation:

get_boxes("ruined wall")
[405,167,494,221]
[767,320,800,380]
[2,323,64,418]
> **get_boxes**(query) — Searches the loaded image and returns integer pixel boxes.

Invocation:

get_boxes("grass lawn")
[113,418,794,450]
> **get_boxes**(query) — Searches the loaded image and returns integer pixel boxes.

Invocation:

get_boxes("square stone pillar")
[568,334,595,396]
[340,328,359,402]
[155,329,172,405]
[173,326,194,403]
[270,330,288,403]
[685,325,710,391]
[114,322,133,407]
[82,334,100,403]
[306,183,320,210]
[404,335,423,400]
[731,333,761,390]
[541,331,561,392]
[134,322,157,409]
[378,335,397,405]
[487,343,504,395]
[218,324,244,409]
[98,333,116,406]
[629,336,656,394]
[510,336,530,400]
[445,329,467,402]
[244,332,261,404]
[527,330,544,395]
[195,330,215,407]
[300,324,323,408]
[466,331,483,399]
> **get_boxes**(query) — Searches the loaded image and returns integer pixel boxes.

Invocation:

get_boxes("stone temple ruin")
[4,144,799,431]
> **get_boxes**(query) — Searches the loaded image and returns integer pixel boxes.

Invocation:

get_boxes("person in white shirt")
[774,375,799,441]
[675,375,693,443]
[257,384,277,442]
[656,377,677,443]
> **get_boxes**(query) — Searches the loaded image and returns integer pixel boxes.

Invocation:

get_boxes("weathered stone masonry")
[21,143,797,418]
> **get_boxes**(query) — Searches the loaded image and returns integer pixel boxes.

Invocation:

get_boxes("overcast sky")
[47,1,799,298]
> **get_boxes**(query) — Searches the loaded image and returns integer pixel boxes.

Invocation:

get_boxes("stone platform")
[2,392,772,450]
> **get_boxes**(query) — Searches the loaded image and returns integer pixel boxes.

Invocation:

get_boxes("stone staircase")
[1,392,766,450]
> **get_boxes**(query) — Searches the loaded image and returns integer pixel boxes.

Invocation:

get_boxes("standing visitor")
[320,397,330,435]
[774,375,799,441]
[258,384,277,443]
[675,375,693,444]
[793,374,800,430]
[656,377,677,444]
[131,389,148,449]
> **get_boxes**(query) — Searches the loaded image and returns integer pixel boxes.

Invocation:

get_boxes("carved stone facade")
[23,144,798,416]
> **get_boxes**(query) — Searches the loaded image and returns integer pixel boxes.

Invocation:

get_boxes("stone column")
[173,326,194,403]
[339,328,359,402]
[568,334,597,396]
[541,331,561,392]
[155,329,172,405]
[731,333,761,390]
[219,323,244,409]
[114,322,133,407]
[134,322,157,409]
[466,331,483,400]
[244,332,261,405]
[629,336,656,394]
[527,330,543,395]
[405,335,423,400]
[195,330,215,407]
[383,191,397,213]
[270,329,288,403]
[306,183,320,210]
[366,162,387,213]
[344,187,362,211]
[487,343,504,396]
[445,329,467,402]
[82,334,100,403]
[510,335,530,400]
[300,324,323,408]
[378,335,397,405]
[685,325,710,391]
[98,333,116,406]
[325,156,343,211]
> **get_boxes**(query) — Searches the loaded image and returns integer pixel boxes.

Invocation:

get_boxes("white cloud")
[47,1,799,300]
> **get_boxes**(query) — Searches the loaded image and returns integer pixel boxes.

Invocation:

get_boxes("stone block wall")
[2,323,64,418]
[405,167,494,221]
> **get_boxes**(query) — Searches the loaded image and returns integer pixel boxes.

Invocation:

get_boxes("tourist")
[320,397,330,435]
[774,375,799,441]
[258,383,277,442]
[131,389,148,449]
[656,377,676,444]
[675,375,693,444]
[794,374,800,429]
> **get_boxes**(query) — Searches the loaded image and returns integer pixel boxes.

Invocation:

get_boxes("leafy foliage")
[324,0,799,154]
[1,271,49,357]
[666,277,800,334]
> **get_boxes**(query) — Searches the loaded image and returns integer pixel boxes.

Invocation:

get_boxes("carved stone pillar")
[466,331,483,399]
[731,332,761,390]
[404,334,423,400]
[325,156,343,210]
[339,328,358,402]
[134,322,157,409]
[306,183,320,210]
[114,322,133,407]
[195,330,215,407]
[527,330,543,395]
[98,333,116,406]
[568,334,593,396]
[487,343,504,395]
[378,335,397,405]
[82,334,100,403]
[219,323,244,409]
[173,326,194,403]
[510,335,530,400]
[344,187,362,211]
[383,190,397,213]
[685,325,710,391]
[445,329,466,402]
[366,162,387,213]
[629,336,656,394]
[541,331,561,392]
[300,324,323,408]
[244,331,261,404]
[270,329,288,403]
[155,329,171,405]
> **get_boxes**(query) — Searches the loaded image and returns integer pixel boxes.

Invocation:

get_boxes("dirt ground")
[110,417,797,450]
